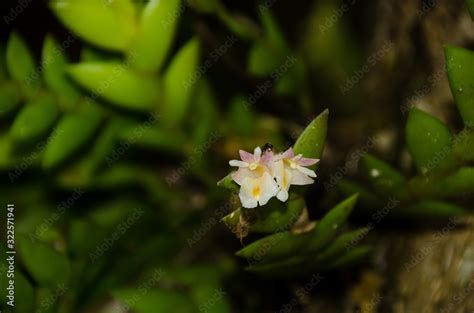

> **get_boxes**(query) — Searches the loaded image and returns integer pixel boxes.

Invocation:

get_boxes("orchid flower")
[228,146,319,207]
[273,148,319,202]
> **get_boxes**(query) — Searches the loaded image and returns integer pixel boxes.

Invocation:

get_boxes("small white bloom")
[238,172,279,208]
[274,148,319,201]
[229,147,274,185]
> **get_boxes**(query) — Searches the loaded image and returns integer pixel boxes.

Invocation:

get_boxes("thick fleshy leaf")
[406,108,452,174]
[67,62,160,111]
[217,173,239,192]
[43,107,102,169]
[42,35,80,101]
[293,109,328,170]
[191,79,219,145]
[245,228,370,276]
[222,197,305,233]
[360,154,405,194]
[0,83,20,116]
[236,194,358,262]
[260,9,288,51]
[306,193,358,253]
[162,38,200,126]
[433,167,474,198]
[50,0,136,51]
[6,32,38,88]
[396,201,468,218]
[10,94,58,145]
[130,0,181,72]
[326,245,372,270]
[17,236,70,285]
[235,231,306,263]
[315,227,370,264]
[191,285,231,313]
[112,289,196,313]
[445,46,474,125]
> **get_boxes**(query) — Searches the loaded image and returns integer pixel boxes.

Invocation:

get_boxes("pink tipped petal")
[261,150,274,164]
[291,171,314,185]
[299,158,319,166]
[280,147,295,159]
[229,160,248,167]
[239,150,254,163]
[297,165,317,178]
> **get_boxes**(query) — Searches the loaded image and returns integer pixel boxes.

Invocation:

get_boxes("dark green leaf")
[445,46,474,125]
[6,32,38,88]
[42,35,80,101]
[395,201,468,218]
[0,83,20,116]
[293,109,329,170]
[217,173,239,192]
[162,38,200,127]
[360,154,405,193]
[406,108,452,174]
[10,94,58,145]
[17,236,70,286]
[306,193,358,253]
[43,107,102,169]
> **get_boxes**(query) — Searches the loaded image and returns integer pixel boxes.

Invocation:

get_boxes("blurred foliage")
[0,0,472,312]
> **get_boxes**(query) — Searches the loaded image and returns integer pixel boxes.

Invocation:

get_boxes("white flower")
[229,147,274,185]
[229,147,278,208]
[273,148,319,201]
[228,146,319,207]
[238,172,279,208]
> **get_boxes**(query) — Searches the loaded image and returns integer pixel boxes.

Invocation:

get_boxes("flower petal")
[253,146,262,161]
[258,172,279,205]
[239,177,259,208]
[299,157,319,166]
[290,170,314,185]
[229,160,248,167]
[280,147,295,159]
[232,168,252,185]
[297,165,317,178]
[239,150,254,163]
[277,188,289,202]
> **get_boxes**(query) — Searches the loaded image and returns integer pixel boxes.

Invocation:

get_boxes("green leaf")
[222,197,305,233]
[434,167,474,198]
[248,42,281,76]
[112,289,197,313]
[0,83,20,116]
[17,236,70,286]
[327,245,372,270]
[337,180,383,209]
[162,38,200,127]
[293,109,329,170]
[0,269,35,312]
[10,94,58,145]
[406,108,452,174]
[396,201,468,218]
[191,285,230,313]
[50,0,136,51]
[315,227,370,264]
[42,35,80,101]
[306,193,358,253]
[6,32,38,88]
[43,107,102,169]
[466,0,474,20]
[130,0,182,72]
[229,95,256,136]
[235,231,306,263]
[67,62,160,111]
[259,9,288,52]
[191,79,219,144]
[445,46,474,125]
[217,173,239,191]
[360,154,405,194]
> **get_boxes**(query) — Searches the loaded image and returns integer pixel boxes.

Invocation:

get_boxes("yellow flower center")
[285,159,297,169]
[249,163,258,170]
[252,185,261,199]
